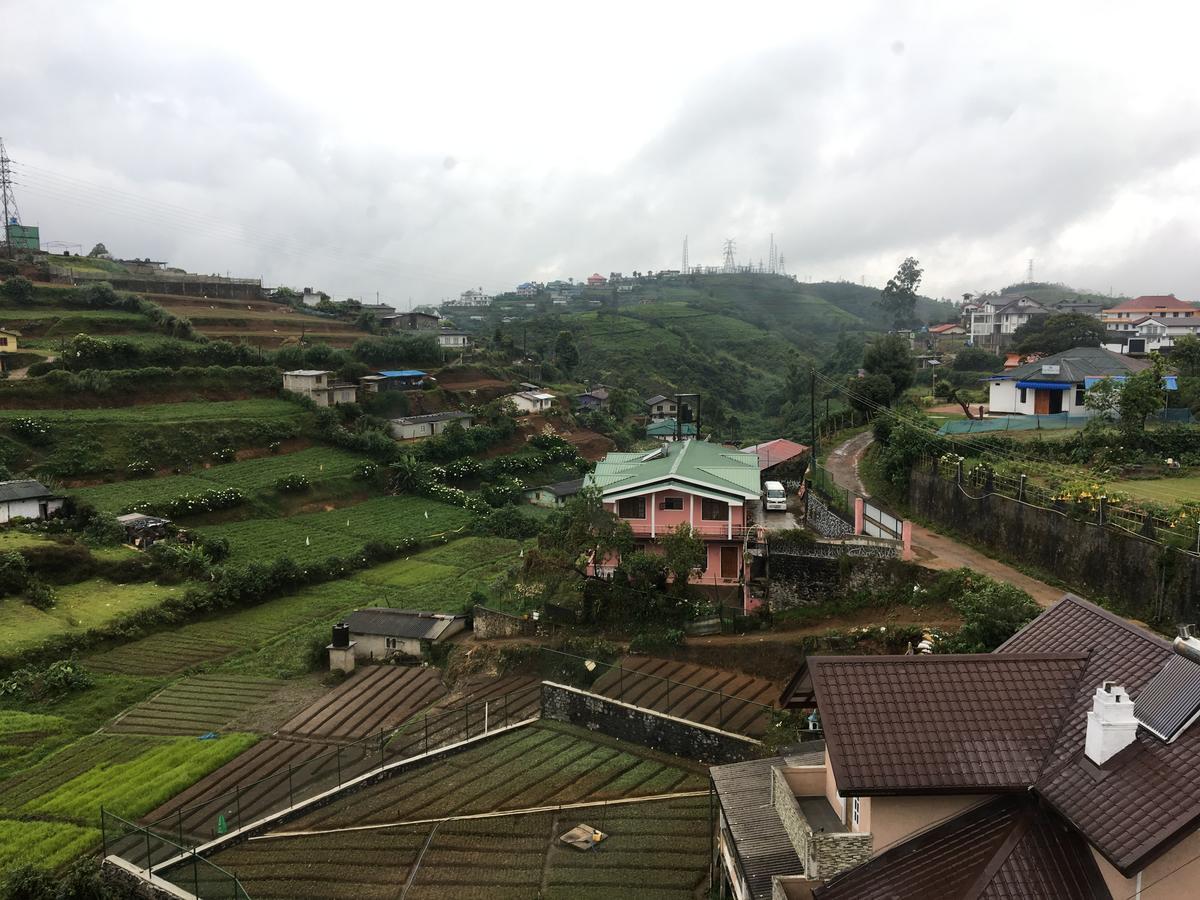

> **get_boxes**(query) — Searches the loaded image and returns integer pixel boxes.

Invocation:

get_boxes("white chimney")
[1085,681,1139,765]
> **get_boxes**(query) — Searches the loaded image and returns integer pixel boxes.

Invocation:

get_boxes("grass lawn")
[0,399,304,425]
[0,579,196,657]
[1109,475,1200,506]
[200,495,472,566]
[71,446,369,515]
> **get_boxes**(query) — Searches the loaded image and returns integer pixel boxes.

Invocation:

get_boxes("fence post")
[235,784,241,831]
[955,460,963,485]
[618,663,624,698]
[336,746,343,787]
[424,714,430,753]
[666,678,672,716]
[100,807,107,860]
[718,692,725,730]
[379,727,386,772]
[287,764,294,808]
[1018,474,1026,503]
[177,807,184,848]
[465,702,470,739]
[484,700,489,735]
[144,826,152,876]
[504,691,509,727]
[192,848,199,897]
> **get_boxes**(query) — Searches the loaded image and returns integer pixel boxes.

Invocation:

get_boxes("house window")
[701,499,729,520]
[1019,387,1027,404]
[661,496,683,511]
[1075,387,1086,407]
[0,338,7,347]
[852,796,861,829]
[617,497,646,519]
[386,637,398,650]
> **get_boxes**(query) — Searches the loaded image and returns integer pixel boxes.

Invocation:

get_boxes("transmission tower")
[682,235,688,274]
[768,233,777,274]
[778,254,787,276]
[0,138,20,259]
[722,238,736,272]
[1026,258,1035,282]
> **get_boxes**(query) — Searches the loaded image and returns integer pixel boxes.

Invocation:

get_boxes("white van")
[764,480,788,511]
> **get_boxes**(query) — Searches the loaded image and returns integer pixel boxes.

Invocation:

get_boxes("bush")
[8,417,52,446]
[0,551,30,596]
[275,473,311,493]
[0,275,34,305]
[628,628,685,654]
[23,579,57,611]
[944,576,1039,652]
[211,447,236,463]
[126,459,155,477]
[125,487,245,518]
[474,505,542,539]
[0,659,93,703]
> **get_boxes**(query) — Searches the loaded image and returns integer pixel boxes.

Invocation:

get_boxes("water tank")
[331,623,350,648]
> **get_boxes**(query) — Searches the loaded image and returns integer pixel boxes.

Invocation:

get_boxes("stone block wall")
[541,682,760,764]
[909,469,1200,622]
[771,766,872,881]
[806,493,853,537]
[472,604,534,639]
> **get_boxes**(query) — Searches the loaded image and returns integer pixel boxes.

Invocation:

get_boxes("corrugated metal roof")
[392,411,473,425]
[346,609,466,640]
[377,370,427,378]
[0,480,55,503]
[283,369,331,377]
[588,439,761,500]
[1001,347,1150,383]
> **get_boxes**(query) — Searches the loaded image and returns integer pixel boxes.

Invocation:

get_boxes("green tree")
[1085,353,1168,433]
[862,334,915,399]
[555,330,580,374]
[1171,334,1200,377]
[1013,313,1105,355]
[878,257,923,330]
[849,373,894,412]
[947,581,1039,652]
[0,275,34,305]
[952,347,1003,372]
[660,524,704,590]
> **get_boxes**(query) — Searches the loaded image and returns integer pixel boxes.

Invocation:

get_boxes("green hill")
[492,275,954,439]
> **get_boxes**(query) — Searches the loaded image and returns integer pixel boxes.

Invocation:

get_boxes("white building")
[515,282,541,297]
[987,346,1160,417]
[344,609,467,660]
[448,288,492,307]
[506,391,556,414]
[437,330,471,349]
[282,370,358,407]
[388,411,475,440]
[0,480,64,523]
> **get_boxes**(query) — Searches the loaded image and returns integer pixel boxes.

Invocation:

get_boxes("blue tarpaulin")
[1016,380,1070,390]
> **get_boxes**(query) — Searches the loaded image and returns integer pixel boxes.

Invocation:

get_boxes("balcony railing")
[621,520,753,540]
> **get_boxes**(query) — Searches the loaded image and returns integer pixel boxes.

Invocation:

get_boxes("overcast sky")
[4,1,1199,305]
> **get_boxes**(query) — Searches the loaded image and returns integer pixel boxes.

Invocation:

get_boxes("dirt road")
[823,432,1065,607]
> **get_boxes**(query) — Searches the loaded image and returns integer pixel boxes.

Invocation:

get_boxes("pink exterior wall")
[604,488,746,540]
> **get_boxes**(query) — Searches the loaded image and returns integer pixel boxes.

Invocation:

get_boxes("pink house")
[586,440,761,591]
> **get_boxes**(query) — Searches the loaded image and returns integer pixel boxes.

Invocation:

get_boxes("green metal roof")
[587,439,761,500]
[646,418,697,437]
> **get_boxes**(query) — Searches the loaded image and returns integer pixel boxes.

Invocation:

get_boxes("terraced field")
[0,578,196,658]
[590,656,778,737]
[85,537,523,678]
[0,819,102,873]
[205,722,710,900]
[73,446,369,515]
[150,295,368,348]
[0,710,68,774]
[0,398,305,426]
[200,495,473,565]
[109,675,284,736]
[278,666,447,742]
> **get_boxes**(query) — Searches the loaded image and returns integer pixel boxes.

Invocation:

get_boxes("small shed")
[525,478,584,508]
[389,410,475,440]
[0,480,64,523]
[361,370,427,393]
[345,609,469,659]
[115,512,173,549]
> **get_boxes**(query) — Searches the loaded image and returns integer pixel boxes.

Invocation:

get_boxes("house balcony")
[771,766,872,882]
[622,520,753,541]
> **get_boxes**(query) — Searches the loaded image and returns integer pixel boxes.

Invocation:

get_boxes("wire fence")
[538,647,776,738]
[138,680,541,850]
[808,461,854,521]
[939,409,1196,435]
[102,809,250,899]
[927,455,1200,555]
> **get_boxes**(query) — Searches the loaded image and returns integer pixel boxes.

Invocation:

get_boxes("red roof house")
[586,273,607,286]
[740,438,809,472]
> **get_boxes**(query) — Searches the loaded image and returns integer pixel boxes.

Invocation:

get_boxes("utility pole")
[810,369,818,462]
[0,138,18,259]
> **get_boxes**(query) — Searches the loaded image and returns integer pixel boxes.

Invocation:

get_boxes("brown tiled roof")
[808,654,1088,794]
[1000,594,1200,876]
[813,795,1111,900]
[711,744,826,900]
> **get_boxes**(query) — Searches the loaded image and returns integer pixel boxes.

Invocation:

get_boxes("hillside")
[995,281,1123,307]
[487,274,954,439]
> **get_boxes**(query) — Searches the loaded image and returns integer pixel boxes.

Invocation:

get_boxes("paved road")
[823,432,1065,607]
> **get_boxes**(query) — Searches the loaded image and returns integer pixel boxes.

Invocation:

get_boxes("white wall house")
[388,411,475,440]
[0,480,64,523]
[437,330,471,349]
[345,609,467,660]
[282,370,358,407]
[506,391,556,414]
[987,346,1158,417]
[447,289,492,307]
[646,394,679,421]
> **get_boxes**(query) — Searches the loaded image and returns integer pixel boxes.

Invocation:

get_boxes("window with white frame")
[852,796,861,829]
